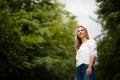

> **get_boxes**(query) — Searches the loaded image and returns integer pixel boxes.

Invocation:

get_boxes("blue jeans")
[76,64,95,80]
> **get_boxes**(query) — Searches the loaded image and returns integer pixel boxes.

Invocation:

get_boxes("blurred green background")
[0,0,120,80]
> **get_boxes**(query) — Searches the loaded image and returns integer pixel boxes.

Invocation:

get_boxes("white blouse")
[76,39,97,67]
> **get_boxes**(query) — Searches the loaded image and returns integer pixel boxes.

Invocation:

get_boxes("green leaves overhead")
[0,0,77,80]
[96,0,120,80]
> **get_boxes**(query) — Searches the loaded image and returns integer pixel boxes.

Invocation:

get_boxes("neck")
[81,37,88,44]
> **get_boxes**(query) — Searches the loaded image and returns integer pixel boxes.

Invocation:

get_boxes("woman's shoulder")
[89,38,96,42]
[88,39,96,44]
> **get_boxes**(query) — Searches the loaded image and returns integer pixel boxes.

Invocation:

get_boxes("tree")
[95,0,120,80]
[0,0,77,80]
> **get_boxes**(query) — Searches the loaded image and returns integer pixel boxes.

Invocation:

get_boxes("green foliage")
[95,0,120,80]
[0,0,77,80]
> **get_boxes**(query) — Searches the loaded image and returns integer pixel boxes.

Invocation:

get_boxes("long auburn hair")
[74,26,89,52]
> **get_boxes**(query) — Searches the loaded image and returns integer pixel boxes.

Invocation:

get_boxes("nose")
[79,30,82,33]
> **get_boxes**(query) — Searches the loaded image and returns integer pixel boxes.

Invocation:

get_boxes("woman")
[75,26,97,80]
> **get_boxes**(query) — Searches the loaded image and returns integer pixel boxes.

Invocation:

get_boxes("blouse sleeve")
[88,39,97,58]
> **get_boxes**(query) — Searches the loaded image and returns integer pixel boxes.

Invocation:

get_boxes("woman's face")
[77,27,86,39]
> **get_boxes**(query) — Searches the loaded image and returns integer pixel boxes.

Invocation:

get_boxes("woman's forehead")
[77,27,84,30]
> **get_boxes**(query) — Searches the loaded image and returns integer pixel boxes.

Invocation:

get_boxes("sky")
[57,0,102,39]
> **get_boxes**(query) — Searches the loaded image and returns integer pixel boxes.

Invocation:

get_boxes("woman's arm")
[86,39,97,77]
[86,56,95,77]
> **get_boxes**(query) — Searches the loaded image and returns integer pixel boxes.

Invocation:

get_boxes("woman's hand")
[86,56,95,77]
[86,67,92,77]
